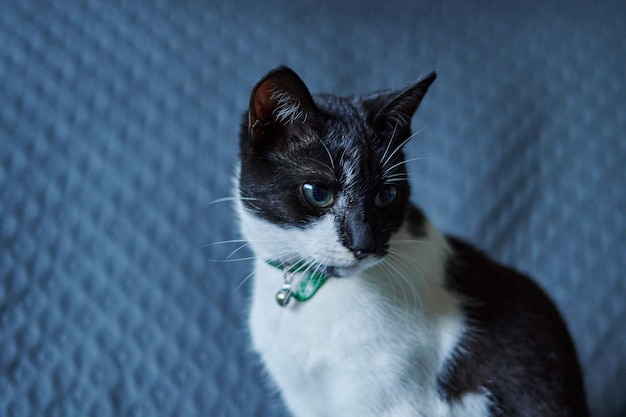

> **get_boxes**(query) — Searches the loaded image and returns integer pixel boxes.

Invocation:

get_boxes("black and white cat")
[236,66,589,417]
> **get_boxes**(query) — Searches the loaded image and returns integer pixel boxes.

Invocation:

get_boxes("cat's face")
[238,67,435,277]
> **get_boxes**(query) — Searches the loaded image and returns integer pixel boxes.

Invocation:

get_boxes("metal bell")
[275,284,292,307]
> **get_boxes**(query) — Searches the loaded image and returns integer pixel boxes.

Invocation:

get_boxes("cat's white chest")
[249,260,490,417]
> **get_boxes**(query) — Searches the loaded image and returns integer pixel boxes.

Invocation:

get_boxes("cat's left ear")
[370,72,437,133]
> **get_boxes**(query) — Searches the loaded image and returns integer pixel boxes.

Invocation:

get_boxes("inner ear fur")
[372,71,436,133]
[248,66,317,142]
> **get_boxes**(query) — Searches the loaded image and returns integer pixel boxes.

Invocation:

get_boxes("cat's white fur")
[238,199,491,417]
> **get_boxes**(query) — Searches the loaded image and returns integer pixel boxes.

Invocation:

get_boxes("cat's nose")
[349,235,376,260]
[342,211,376,260]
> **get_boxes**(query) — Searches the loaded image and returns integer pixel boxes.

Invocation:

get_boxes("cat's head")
[238,66,435,278]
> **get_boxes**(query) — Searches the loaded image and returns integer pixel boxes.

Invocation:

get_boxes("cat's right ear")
[248,66,317,143]
[369,72,437,135]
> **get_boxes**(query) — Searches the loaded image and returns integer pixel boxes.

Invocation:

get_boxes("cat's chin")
[327,256,383,278]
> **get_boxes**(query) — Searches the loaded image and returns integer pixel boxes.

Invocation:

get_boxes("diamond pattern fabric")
[1,1,624,416]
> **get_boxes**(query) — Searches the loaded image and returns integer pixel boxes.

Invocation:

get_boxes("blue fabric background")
[1,1,624,416]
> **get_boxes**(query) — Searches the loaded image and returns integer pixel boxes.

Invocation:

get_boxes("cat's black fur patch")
[437,237,589,416]
[239,67,435,261]
[405,203,427,237]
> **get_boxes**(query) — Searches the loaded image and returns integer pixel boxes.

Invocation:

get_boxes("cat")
[236,66,589,417]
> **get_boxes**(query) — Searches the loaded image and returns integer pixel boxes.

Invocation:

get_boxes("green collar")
[266,260,330,306]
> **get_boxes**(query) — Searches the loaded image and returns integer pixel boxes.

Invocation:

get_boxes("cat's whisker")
[381,254,423,312]
[392,252,428,282]
[208,196,258,206]
[274,252,312,269]
[384,251,424,312]
[385,261,415,305]
[278,253,320,271]
[382,174,411,184]
[233,270,256,293]
[303,259,323,281]
[208,255,259,263]
[387,246,428,274]
[225,242,252,260]
[373,261,398,305]
[340,144,349,166]
[383,173,411,181]
[380,117,401,171]
[204,239,249,247]
[383,157,431,178]
[301,255,324,275]
[384,128,426,168]
[391,239,441,249]
[209,247,295,263]
[240,201,264,214]
[383,178,411,185]
[383,172,411,179]
[205,238,317,249]
[388,248,437,296]
[304,157,334,174]
[319,138,336,171]
[381,127,426,170]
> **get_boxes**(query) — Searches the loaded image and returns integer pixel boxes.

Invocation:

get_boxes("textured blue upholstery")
[1,1,624,416]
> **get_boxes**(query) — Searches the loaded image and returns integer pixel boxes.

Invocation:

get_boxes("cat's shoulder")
[439,236,589,416]
[443,236,554,310]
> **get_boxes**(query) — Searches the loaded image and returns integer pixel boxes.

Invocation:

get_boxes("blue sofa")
[1,1,624,416]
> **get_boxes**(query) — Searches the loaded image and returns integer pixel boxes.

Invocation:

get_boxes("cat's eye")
[375,185,398,208]
[302,184,335,208]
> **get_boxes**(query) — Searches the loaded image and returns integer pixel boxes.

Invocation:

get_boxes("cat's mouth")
[325,265,353,278]
[312,247,389,278]
[325,256,384,278]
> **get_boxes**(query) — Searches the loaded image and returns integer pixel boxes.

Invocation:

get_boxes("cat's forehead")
[315,95,371,132]
[309,97,378,154]
[294,127,402,189]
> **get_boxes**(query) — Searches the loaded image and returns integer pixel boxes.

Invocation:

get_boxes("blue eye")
[303,184,335,208]
[375,185,398,208]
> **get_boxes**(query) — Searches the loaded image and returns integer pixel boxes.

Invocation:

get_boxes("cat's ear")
[370,72,436,133]
[248,66,317,143]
